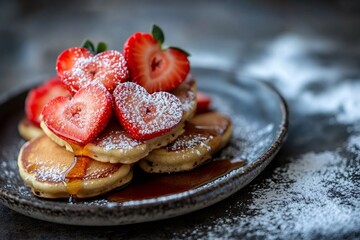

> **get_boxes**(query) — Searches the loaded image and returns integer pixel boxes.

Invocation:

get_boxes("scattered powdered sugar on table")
[173,34,360,238]
[242,33,360,124]
[299,81,360,124]
[242,34,340,98]
[175,148,360,239]
[346,133,360,159]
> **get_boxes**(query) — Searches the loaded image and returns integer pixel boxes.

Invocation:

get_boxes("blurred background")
[0,0,360,94]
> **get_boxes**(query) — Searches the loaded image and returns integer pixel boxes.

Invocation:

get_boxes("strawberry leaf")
[82,40,95,54]
[169,46,191,57]
[96,42,107,54]
[152,25,165,44]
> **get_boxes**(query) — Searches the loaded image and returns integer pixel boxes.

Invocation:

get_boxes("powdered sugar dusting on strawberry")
[69,56,94,85]
[114,82,183,140]
[42,84,112,145]
[57,48,128,93]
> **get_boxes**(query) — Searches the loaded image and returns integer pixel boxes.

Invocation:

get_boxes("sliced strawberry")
[113,82,183,140]
[25,77,71,127]
[42,84,112,145]
[196,91,212,113]
[56,47,128,93]
[124,25,190,93]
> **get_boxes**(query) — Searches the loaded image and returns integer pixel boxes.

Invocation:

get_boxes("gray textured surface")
[1,1,360,239]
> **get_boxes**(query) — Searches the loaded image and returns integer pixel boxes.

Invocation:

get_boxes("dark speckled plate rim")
[0,68,289,225]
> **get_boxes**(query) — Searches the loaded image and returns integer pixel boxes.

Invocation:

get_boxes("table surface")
[1,1,360,239]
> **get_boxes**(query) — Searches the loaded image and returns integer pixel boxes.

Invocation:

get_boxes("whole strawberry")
[56,41,129,94]
[124,25,190,93]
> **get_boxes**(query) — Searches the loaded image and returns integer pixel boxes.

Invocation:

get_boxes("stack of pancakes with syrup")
[18,76,232,199]
[17,26,233,199]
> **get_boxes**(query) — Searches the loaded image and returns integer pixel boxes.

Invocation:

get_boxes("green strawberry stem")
[82,40,108,54]
[151,25,190,56]
[96,42,107,54]
[82,40,95,54]
[152,25,165,44]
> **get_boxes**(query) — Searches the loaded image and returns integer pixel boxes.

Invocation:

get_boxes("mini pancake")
[139,112,233,173]
[170,74,197,120]
[18,135,132,199]
[40,76,197,164]
[18,118,43,141]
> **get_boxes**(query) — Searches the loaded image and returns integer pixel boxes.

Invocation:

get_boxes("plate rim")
[0,67,289,225]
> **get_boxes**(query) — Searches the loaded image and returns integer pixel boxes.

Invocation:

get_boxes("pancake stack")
[17,26,233,199]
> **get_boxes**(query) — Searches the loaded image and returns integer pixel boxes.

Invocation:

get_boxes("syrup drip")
[107,158,245,202]
[63,144,89,203]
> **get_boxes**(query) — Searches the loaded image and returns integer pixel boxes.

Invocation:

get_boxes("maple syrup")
[64,144,89,202]
[107,158,245,202]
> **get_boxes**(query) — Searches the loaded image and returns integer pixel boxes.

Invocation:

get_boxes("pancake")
[18,119,43,141]
[189,112,233,150]
[18,135,132,199]
[139,112,233,173]
[170,74,197,120]
[40,76,197,164]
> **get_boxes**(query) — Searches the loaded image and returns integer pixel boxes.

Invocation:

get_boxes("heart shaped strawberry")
[56,47,128,93]
[124,25,190,93]
[42,84,113,145]
[113,82,183,140]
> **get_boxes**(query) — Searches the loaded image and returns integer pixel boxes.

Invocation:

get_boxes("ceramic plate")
[0,67,288,226]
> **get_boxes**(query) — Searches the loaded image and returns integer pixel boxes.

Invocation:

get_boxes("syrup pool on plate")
[107,158,245,202]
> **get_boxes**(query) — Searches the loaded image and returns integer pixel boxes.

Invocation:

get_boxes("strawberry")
[113,82,183,140]
[25,77,71,127]
[42,84,112,145]
[56,47,128,94]
[124,25,190,93]
[196,91,212,113]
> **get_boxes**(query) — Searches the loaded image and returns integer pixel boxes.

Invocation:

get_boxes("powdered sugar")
[60,49,128,93]
[43,83,113,144]
[166,132,214,151]
[346,133,360,159]
[96,128,143,151]
[175,147,360,239]
[31,162,65,183]
[114,82,183,139]
[242,34,340,98]
[171,34,360,239]
[242,34,360,124]
[174,77,196,114]
[299,81,360,124]
[181,90,195,113]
